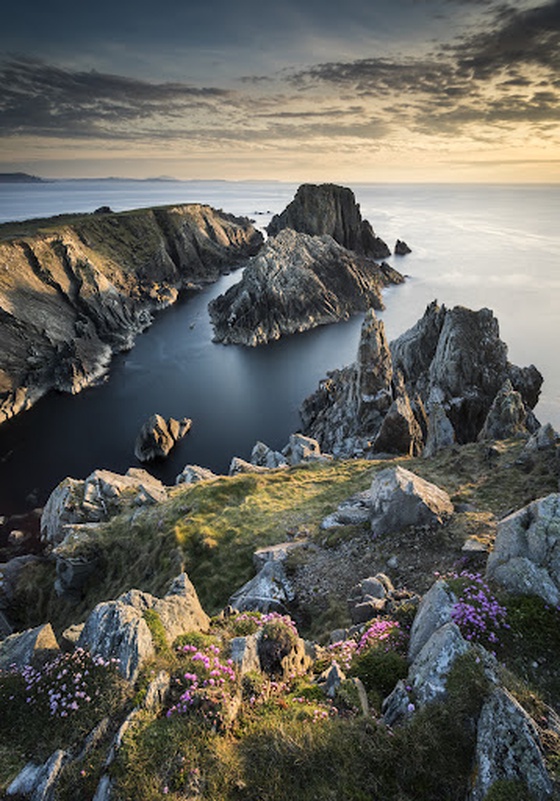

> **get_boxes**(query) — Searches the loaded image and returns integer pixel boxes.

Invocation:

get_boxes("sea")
[0,179,558,516]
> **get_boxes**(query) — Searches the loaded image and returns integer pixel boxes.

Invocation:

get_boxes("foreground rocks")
[209,229,403,346]
[302,301,542,457]
[0,204,262,425]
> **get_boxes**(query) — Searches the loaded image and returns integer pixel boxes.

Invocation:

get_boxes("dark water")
[0,180,559,516]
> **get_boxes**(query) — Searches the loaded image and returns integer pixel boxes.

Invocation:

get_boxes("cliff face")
[208,229,403,346]
[0,205,262,423]
[267,183,391,260]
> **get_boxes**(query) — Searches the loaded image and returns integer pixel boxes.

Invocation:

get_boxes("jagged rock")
[53,540,100,600]
[486,494,560,605]
[175,464,218,484]
[369,466,454,537]
[60,623,84,650]
[209,229,403,346]
[134,413,192,462]
[267,183,391,259]
[383,622,470,726]
[301,309,395,456]
[6,748,67,800]
[347,574,393,624]
[41,468,168,547]
[143,670,171,712]
[394,239,412,255]
[372,392,424,456]
[229,457,270,475]
[229,560,295,613]
[92,775,113,801]
[280,637,314,679]
[282,433,330,465]
[423,403,456,457]
[469,688,553,801]
[78,573,209,681]
[478,379,535,441]
[391,302,543,443]
[0,205,262,425]
[408,580,457,661]
[250,441,288,469]
[0,623,59,670]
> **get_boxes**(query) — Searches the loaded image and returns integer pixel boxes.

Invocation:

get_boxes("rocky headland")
[209,183,404,346]
[301,301,543,458]
[0,204,262,424]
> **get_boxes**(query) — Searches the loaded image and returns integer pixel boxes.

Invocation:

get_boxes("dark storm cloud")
[0,57,231,137]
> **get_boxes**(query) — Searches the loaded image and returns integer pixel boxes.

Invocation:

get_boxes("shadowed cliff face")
[0,205,262,423]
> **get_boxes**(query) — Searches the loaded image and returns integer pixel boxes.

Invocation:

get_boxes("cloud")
[0,57,231,138]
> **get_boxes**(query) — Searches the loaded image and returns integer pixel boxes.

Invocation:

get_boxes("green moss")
[349,649,408,711]
[483,779,535,801]
[143,610,169,655]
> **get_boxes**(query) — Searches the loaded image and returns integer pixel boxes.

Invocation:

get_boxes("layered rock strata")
[266,183,391,259]
[209,229,403,346]
[301,301,542,457]
[0,205,262,423]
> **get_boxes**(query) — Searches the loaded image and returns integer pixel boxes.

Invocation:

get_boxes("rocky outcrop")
[0,623,59,670]
[209,229,403,346]
[486,493,560,605]
[134,414,192,462]
[175,464,218,485]
[228,560,295,614]
[6,748,67,801]
[394,239,411,255]
[301,301,543,457]
[0,204,262,424]
[266,183,391,259]
[391,302,542,443]
[41,467,168,547]
[78,573,209,681]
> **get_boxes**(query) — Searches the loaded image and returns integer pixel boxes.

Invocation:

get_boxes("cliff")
[0,204,262,423]
[209,229,403,346]
[267,183,391,259]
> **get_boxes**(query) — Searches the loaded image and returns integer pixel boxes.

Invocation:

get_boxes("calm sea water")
[0,180,558,514]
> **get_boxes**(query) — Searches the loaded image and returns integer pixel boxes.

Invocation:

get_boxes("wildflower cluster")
[327,619,404,671]
[450,572,509,651]
[232,611,298,638]
[15,648,120,719]
[167,643,238,729]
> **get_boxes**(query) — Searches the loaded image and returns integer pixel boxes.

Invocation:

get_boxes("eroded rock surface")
[209,229,403,346]
[134,414,192,462]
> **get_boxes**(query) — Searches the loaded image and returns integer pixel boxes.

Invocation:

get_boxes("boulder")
[369,466,454,537]
[486,494,560,605]
[0,623,59,670]
[253,541,308,571]
[317,661,346,699]
[523,423,559,454]
[229,560,295,614]
[78,573,209,681]
[229,634,262,675]
[282,433,330,465]
[250,441,288,469]
[175,464,218,485]
[134,413,192,462]
[321,490,372,529]
[469,688,553,801]
[41,468,168,547]
[266,183,391,259]
[229,457,269,476]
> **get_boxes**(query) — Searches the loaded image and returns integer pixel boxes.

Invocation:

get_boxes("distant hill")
[0,172,45,184]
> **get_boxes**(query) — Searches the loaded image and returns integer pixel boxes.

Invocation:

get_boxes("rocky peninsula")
[0,204,262,424]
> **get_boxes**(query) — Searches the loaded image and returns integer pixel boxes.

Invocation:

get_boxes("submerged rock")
[209,229,403,346]
[267,183,391,259]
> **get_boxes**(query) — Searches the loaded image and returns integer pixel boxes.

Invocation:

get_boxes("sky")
[1,0,560,182]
